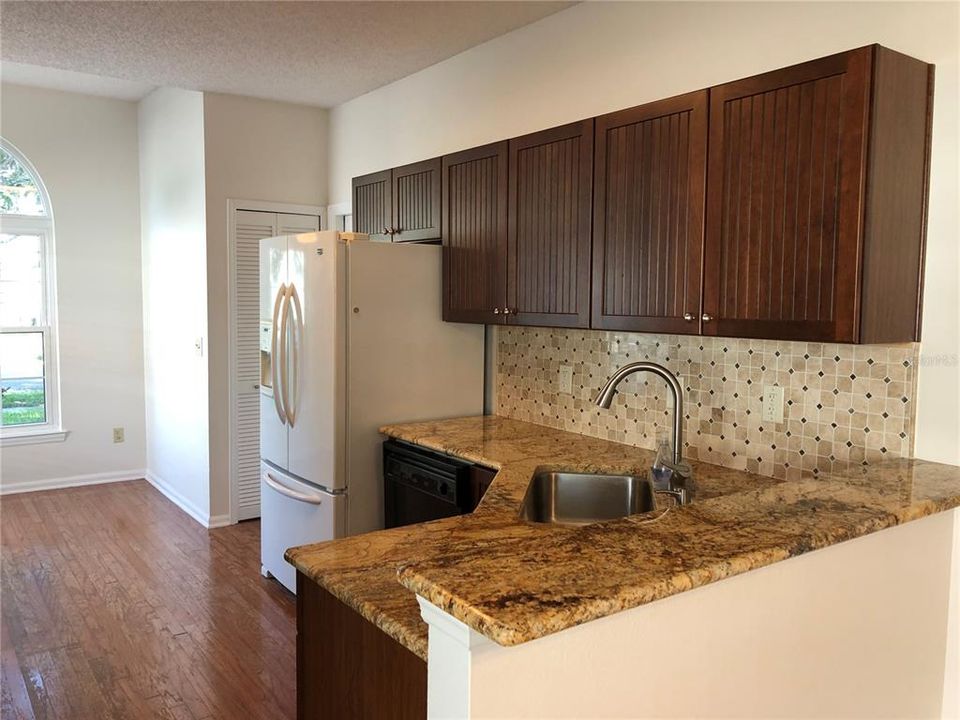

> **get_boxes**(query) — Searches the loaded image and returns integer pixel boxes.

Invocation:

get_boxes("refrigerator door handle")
[270,283,288,425]
[264,472,323,505]
[285,282,304,428]
[278,284,293,428]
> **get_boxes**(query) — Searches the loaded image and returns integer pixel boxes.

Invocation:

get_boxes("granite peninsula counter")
[285,415,960,661]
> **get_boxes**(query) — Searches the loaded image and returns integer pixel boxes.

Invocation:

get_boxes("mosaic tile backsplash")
[496,326,919,481]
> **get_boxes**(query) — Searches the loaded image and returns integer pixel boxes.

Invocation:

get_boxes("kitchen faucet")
[594,361,692,503]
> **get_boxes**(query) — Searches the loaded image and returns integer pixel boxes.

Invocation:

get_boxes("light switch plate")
[558,365,574,394]
[113,427,125,443]
[762,385,785,423]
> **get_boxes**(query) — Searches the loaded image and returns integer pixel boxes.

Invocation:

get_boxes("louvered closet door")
[702,47,871,341]
[233,209,319,521]
[592,91,708,334]
[507,120,593,328]
[278,212,320,236]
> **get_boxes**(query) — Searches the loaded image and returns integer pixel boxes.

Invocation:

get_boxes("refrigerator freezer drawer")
[260,463,345,594]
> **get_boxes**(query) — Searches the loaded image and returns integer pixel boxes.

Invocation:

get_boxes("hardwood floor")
[0,480,296,720]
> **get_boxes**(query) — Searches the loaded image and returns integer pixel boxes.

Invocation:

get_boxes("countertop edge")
[397,507,943,646]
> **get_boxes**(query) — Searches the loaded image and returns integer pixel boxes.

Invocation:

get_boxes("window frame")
[0,140,65,446]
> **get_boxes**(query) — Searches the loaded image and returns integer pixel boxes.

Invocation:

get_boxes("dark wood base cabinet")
[297,573,427,720]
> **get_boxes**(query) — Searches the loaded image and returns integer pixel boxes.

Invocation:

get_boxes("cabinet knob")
[502,307,511,315]
[701,313,713,323]
[493,308,500,315]
[392,227,400,235]
[683,312,694,322]
[381,227,389,235]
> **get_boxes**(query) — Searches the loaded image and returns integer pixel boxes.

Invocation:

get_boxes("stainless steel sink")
[519,471,657,526]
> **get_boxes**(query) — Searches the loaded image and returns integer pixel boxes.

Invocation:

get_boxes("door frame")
[226,199,326,525]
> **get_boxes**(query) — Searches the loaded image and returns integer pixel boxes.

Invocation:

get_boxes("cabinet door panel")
[442,142,509,324]
[592,91,708,334]
[393,158,441,242]
[703,47,871,341]
[507,120,593,328]
[352,169,392,241]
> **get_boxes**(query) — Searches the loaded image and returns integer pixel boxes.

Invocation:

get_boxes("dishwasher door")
[260,463,345,593]
[383,440,470,529]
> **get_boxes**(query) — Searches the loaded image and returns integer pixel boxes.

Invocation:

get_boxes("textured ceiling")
[0,1,573,107]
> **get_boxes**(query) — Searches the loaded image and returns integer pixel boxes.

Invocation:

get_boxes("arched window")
[0,139,62,442]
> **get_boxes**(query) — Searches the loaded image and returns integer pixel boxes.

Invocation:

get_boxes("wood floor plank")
[0,480,296,719]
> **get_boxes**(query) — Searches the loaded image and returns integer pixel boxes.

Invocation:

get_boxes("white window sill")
[1,428,70,447]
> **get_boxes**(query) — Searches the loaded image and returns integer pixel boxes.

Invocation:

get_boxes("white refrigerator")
[258,231,484,593]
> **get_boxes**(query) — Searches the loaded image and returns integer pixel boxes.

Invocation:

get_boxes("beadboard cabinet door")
[702,48,871,342]
[352,169,392,241]
[392,158,442,242]
[507,120,593,328]
[592,91,708,334]
[441,142,509,324]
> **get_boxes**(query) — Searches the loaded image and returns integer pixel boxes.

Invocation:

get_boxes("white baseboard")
[145,470,233,530]
[207,513,232,529]
[0,469,146,496]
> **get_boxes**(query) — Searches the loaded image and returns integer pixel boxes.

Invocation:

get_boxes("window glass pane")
[0,147,46,216]
[0,331,46,426]
[0,233,44,327]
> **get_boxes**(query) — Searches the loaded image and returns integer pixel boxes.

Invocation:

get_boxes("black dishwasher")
[383,440,474,528]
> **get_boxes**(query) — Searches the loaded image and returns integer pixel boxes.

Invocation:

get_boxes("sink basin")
[519,471,657,526]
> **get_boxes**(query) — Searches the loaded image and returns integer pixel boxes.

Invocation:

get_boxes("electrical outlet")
[113,427,125,443]
[761,385,785,423]
[558,364,574,394]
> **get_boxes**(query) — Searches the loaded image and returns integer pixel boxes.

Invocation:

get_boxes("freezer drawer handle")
[264,473,323,505]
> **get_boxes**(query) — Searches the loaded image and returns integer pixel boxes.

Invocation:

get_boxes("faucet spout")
[594,361,686,469]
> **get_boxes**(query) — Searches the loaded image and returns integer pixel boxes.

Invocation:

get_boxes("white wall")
[0,83,146,490]
[138,87,212,524]
[327,0,960,468]
[201,92,327,518]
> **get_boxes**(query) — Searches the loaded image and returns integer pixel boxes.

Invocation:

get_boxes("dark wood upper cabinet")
[353,161,441,242]
[363,45,931,343]
[392,158,442,242]
[441,142,509,324]
[507,120,594,328]
[703,45,933,343]
[352,169,392,241]
[592,91,708,334]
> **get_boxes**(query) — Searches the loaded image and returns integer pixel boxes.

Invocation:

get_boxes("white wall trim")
[225,198,326,525]
[327,200,351,230]
[145,469,227,529]
[0,469,145,496]
[418,595,492,719]
[0,428,70,447]
[207,513,232,529]
[226,198,327,226]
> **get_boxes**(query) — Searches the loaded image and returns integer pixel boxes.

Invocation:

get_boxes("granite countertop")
[285,415,960,660]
